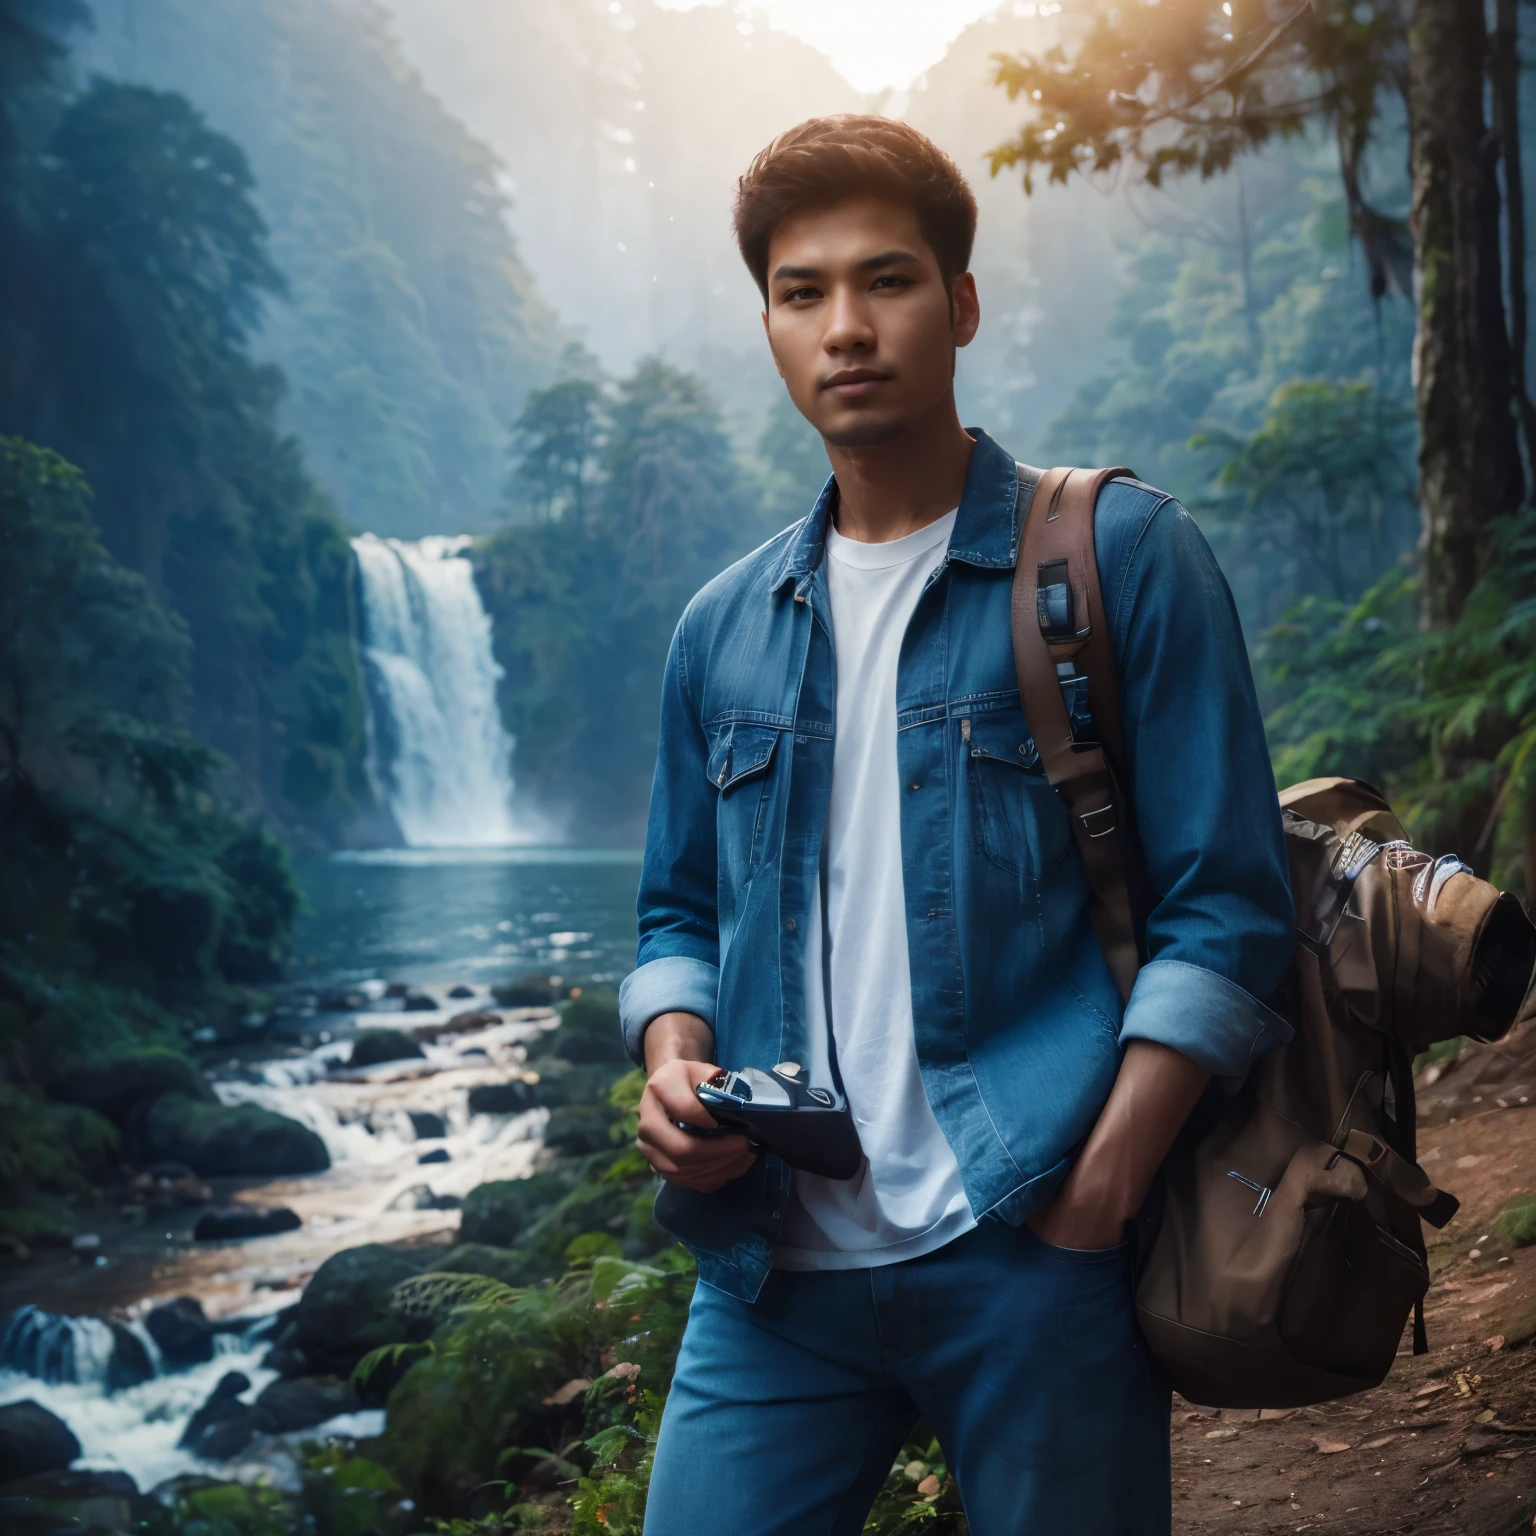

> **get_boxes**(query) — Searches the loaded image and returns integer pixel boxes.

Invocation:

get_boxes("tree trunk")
[1408,0,1525,628]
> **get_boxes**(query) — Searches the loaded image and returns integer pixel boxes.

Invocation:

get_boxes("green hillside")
[81,0,568,538]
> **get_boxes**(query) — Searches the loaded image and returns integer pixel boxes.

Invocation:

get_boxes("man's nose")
[822,285,876,353]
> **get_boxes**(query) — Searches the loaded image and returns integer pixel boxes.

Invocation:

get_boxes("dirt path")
[1172,1057,1536,1536]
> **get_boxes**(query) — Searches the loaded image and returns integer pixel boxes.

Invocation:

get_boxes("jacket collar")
[767,428,1021,594]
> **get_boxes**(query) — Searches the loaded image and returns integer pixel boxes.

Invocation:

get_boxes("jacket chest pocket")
[706,721,782,886]
[963,709,1073,882]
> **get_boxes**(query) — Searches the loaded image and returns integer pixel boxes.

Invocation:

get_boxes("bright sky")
[656,0,1005,93]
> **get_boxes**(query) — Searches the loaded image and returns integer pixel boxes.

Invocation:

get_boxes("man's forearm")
[644,1010,716,1075]
[1032,1039,1210,1247]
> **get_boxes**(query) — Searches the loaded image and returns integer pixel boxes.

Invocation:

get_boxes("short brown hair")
[733,115,978,299]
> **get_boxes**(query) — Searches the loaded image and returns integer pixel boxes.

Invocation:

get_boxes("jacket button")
[1018,744,1029,757]
[785,917,797,932]
[908,782,921,791]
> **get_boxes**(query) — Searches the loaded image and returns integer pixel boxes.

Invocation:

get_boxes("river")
[0,846,641,1494]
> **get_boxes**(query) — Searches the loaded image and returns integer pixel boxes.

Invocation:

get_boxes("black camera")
[678,1063,862,1180]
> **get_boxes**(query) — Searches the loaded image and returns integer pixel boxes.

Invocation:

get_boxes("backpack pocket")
[1278,1197,1429,1380]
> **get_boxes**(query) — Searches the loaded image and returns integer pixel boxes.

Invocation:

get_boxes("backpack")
[1013,464,1536,1408]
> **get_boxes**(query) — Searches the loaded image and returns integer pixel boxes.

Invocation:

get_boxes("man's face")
[761,195,979,449]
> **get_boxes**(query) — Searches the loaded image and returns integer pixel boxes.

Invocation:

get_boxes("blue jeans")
[644,1219,1170,1535]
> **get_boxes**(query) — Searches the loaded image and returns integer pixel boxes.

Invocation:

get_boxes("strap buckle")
[1080,804,1117,840]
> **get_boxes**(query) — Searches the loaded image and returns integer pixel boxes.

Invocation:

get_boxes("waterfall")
[352,533,523,847]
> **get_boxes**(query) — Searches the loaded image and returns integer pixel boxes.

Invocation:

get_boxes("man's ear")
[760,309,785,379]
[951,272,980,350]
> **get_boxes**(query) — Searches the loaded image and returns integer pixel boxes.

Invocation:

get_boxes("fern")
[350,1339,434,1397]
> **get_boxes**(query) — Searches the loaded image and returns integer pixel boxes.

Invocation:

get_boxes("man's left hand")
[1025,1039,1212,1252]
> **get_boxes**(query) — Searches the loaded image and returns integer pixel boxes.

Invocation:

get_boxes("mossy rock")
[531,1063,614,1108]
[134,1093,329,1176]
[544,1103,620,1157]
[458,1172,573,1247]
[527,987,627,1066]
[511,1179,641,1280]
[348,1029,425,1068]
[428,1243,529,1286]
[50,1047,214,1126]
[294,1244,426,1372]
[491,975,558,1007]
[1493,1200,1536,1248]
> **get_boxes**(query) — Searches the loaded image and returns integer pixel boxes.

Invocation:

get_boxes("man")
[619,115,1293,1535]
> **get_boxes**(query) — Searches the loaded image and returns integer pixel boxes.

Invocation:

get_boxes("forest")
[4,0,1536,1532]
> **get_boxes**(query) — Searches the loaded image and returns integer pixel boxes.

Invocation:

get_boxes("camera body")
[681,1064,862,1180]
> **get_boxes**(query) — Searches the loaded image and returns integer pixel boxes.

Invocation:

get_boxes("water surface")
[292,845,643,989]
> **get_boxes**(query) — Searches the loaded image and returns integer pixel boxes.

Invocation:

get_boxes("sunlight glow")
[656,0,1008,92]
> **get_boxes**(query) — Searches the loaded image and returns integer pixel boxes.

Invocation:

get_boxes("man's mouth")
[822,368,892,399]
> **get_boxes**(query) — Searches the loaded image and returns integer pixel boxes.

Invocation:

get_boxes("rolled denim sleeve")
[620,610,721,1066]
[1100,485,1295,1079]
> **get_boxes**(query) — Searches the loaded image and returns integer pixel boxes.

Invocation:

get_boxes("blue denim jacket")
[619,429,1295,1302]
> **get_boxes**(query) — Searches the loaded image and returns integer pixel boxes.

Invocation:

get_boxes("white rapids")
[0,989,559,1494]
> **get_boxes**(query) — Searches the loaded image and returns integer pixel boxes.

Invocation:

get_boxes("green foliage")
[1494,1199,1536,1249]
[82,0,567,538]
[158,1479,295,1536]
[1258,508,1536,885]
[989,0,1410,297]
[0,438,305,1240]
[1036,158,1417,633]
[478,358,771,837]
[863,1430,969,1534]
[755,389,830,533]
[1200,378,1416,600]
[1,53,375,846]
[0,1081,117,1242]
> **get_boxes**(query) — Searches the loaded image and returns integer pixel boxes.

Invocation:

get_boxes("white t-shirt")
[774,509,976,1270]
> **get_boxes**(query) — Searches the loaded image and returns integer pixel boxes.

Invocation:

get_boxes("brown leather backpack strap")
[1012,465,1141,1001]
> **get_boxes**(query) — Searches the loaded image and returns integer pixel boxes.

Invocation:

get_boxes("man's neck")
[824,399,974,545]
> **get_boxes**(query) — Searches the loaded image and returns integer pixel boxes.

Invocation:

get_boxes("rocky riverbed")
[0,975,586,1508]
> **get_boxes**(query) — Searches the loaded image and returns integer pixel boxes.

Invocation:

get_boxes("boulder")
[402,993,437,1013]
[193,1207,301,1242]
[534,1063,617,1108]
[259,1343,308,1377]
[440,1009,501,1035]
[348,1030,425,1068]
[0,1468,141,1533]
[253,1375,360,1434]
[105,1323,154,1393]
[447,984,475,1000]
[544,1103,619,1157]
[458,1173,573,1248]
[145,1297,215,1367]
[427,1243,527,1286]
[466,1081,537,1116]
[526,988,626,1066]
[385,981,409,998]
[417,1148,450,1165]
[407,1111,447,1140]
[0,1401,79,1483]
[293,1244,423,1372]
[50,1048,214,1127]
[318,989,367,1012]
[1,1468,138,1503]
[492,975,557,1007]
[135,1094,329,1177]
[178,1372,255,1460]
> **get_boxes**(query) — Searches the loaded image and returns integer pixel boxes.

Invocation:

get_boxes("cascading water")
[352,533,524,846]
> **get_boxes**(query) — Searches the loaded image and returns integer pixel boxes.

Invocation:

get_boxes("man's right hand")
[637,1011,758,1193]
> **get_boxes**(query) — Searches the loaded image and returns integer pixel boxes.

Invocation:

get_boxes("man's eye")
[872,275,909,291]
[782,287,818,303]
